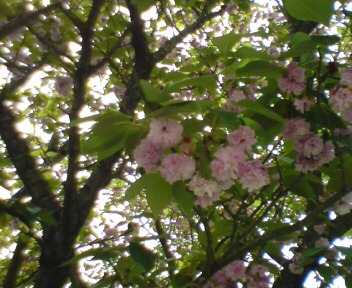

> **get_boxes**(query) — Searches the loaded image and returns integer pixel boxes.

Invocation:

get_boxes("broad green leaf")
[238,100,285,123]
[311,35,341,46]
[284,0,334,26]
[278,40,317,60]
[148,100,214,118]
[60,247,123,267]
[91,275,117,288]
[236,60,284,78]
[212,33,242,55]
[233,47,272,60]
[171,181,195,218]
[124,173,159,200]
[164,75,216,93]
[131,0,155,11]
[140,80,171,104]
[129,242,156,272]
[125,172,172,217]
[146,176,172,217]
[301,248,324,258]
[316,266,334,283]
[81,111,133,157]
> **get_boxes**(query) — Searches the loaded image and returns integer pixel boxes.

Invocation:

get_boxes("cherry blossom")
[55,76,73,97]
[277,62,305,95]
[340,66,352,86]
[188,174,220,198]
[211,146,246,182]
[247,264,271,288]
[294,97,313,113]
[148,117,183,148]
[289,253,304,275]
[133,139,163,172]
[227,126,257,151]
[282,118,310,141]
[238,160,270,192]
[160,153,196,184]
[294,132,324,157]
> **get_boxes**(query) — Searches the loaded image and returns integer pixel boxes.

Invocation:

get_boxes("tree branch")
[3,233,28,288]
[0,3,60,40]
[0,102,59,211]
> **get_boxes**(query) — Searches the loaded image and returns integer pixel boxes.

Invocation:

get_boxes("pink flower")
[55,76,73,97]
[148,118,183,148]
[189,175,220,198]
[294,132,324,157]
[112,86,125,100]
[315,237,330,249]
[314,224,326,235]
[194,191,221,207]
[277,62,305,95]
[133,139,163,172]
[227,126,257,151]
[247,264,271,288]
[223,260,247,281]
[238,160,269,192]
[329,87,352,112]
[211,146,246,181]
[294,97,313,113]
[289,253,304,275]
[282,118,310,141]
[340,67,352,86]
[160,153,196,184]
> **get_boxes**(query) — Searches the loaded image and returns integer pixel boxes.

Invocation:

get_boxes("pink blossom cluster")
[222,86,256,112]
[210,126,269,193]
[133,118,187,175]
[282,118,335,173]
[204,260,246,288]
[330,192,352,215]
[288,252,304,275]
[55,76,73,97]
[294,97,313,113]
[330,67,352,123]
[277,62,305,95]
[204,262,271,288]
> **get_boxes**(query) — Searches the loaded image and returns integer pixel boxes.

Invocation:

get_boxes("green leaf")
[301,248,324,258]
[171,181,195,218]
[125,172,172,217]
[278,40,317,60]
[284,0,334,26]
[311,35,341,46]
[164,75,217,93]
[146,175,173,218]
[148,100,214,118]
[131,0,155,11]
[238,100,285,123]
[129,242,156,272]
[316,266,334,283]
[233,47,272,60]
[81,111,133,158]
[212,33,242,55]
[140,80,171,104]
[91,275,117,288]
[236,60,284,78]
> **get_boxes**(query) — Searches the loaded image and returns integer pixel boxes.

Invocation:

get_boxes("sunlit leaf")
[236,60,284,78]
[212,33,242,55]
[129,242,156,272]
[284,0,334,26]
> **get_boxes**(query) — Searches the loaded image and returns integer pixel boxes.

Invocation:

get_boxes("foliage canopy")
[1,0,352,287]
